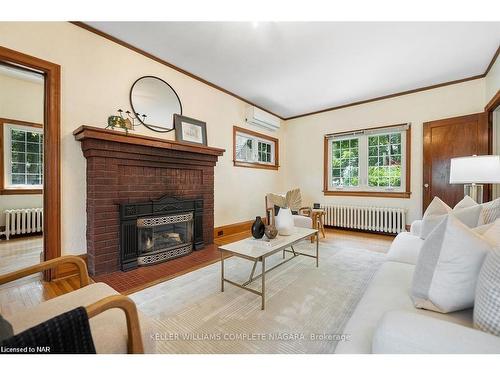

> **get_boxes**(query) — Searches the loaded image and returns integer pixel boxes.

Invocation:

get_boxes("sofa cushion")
[335,261,473,354]
[292,214,313,228]
[474,245,500,336]
[412,216,492,313]
[386,232,423,265]
[5,282,156,354]
[373,310,500,354]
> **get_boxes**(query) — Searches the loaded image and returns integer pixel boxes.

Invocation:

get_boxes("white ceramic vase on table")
[275,207,295,235]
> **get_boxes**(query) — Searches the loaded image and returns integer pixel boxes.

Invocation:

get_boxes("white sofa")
[335,222,500,354]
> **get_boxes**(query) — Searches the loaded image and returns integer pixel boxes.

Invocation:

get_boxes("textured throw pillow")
[478,198,500,225]
[411,215,492,313]
[420,204,483,239]
[474,245,500,336]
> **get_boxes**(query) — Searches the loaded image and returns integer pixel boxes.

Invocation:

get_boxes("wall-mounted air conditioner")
[245,106,280,132]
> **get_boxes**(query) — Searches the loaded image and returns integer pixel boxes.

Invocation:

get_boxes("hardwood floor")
[0,228,393,315]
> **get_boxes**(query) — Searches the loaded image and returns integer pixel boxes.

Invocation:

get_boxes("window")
[3,122,44,190]
[324,124,411,198]
[233,126,279,170]
[331,137,359,187]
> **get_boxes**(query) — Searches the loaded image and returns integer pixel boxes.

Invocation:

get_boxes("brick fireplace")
[73,126,225,276]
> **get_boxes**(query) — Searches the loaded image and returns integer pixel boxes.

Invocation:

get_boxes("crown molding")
[70,22,499,122]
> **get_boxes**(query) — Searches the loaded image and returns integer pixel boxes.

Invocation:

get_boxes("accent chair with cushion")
[265,188,313,229]
[0,256,156,354]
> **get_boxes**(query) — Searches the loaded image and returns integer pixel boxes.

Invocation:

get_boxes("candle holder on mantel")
[106,109,147,135]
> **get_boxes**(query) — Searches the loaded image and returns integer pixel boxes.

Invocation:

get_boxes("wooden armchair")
[0,256,144,354]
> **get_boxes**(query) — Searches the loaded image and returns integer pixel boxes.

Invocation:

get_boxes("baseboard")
[214,216,268,240]
[324,225,397,237]
[53,254,88,280]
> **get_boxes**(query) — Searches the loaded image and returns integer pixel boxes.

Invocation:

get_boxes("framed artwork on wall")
[174,114,208,146]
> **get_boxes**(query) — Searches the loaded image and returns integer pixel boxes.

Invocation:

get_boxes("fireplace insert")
[119,195,203,271]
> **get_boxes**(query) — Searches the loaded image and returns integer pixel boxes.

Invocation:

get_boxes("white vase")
[275,208,294,236]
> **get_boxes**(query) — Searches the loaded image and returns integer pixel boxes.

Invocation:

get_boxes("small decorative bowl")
[264,225,278,240]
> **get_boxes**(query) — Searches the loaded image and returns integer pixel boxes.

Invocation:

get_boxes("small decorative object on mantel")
[313,203,321,209]
[174,114,208,146]
[106,109,146,134]
[251,216,265,239]
[264,224,278,240]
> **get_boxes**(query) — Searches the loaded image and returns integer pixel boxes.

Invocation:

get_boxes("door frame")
[0,45,61,271]
[485,90,500,200]
[422,112,489,212]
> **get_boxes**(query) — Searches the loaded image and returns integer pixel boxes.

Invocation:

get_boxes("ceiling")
[86,22,500,119]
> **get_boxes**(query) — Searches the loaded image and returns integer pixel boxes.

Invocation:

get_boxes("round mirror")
[130,76,182,132]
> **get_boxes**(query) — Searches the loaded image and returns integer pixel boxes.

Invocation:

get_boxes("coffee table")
[219,226,319,310]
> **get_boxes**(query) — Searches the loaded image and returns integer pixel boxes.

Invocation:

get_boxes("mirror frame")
[129,75,183,133]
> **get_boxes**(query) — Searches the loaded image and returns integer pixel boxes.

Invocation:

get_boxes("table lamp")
[449,155,500,203]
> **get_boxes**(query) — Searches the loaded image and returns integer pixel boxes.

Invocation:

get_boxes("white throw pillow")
[454,195,478,210]
[420,204,483,239]
[411,215,492,313]
[482,219,500,246]
[423,197,451,218]
[473,222,495,235]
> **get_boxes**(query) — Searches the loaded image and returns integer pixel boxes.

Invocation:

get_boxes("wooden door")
[423,112,489,211]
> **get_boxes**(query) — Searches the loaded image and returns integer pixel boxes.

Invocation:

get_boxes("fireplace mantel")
[73,125,225,157]
[74,125,225,275]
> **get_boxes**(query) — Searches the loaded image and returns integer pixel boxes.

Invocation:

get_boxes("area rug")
[131,240,386,353]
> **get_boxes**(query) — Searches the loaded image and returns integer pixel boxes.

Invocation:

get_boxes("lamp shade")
[449,155,500,184]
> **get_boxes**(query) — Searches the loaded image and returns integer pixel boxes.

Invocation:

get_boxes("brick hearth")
[74,126,225,276]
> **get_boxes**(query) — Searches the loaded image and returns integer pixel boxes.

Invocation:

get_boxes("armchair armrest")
[298,207,312,217]
[373,310,500,354]
[0,255,90,288]
[86,295,144,354]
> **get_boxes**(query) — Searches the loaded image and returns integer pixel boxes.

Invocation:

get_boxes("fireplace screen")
[137,212,193,265]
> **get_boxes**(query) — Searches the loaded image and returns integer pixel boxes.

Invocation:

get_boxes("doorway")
[0,46,61,279]
[0,63,44,275]
[422,112,489,211]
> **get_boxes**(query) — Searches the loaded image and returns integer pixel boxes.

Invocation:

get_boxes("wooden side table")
[310,209,326,242]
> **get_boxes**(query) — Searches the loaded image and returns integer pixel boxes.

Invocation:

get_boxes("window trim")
[323,123,412,198]
[233,126,279,170]
[0,118,43,195]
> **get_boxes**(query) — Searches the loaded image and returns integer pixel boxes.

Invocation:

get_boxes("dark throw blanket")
[0,307,96,354]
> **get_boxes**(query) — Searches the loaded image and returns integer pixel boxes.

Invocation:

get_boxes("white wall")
[0,22,286,254]
[284,79,486,224]
[0,72,44,226]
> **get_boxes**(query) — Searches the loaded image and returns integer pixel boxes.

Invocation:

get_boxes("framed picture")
[174,114,208,146]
